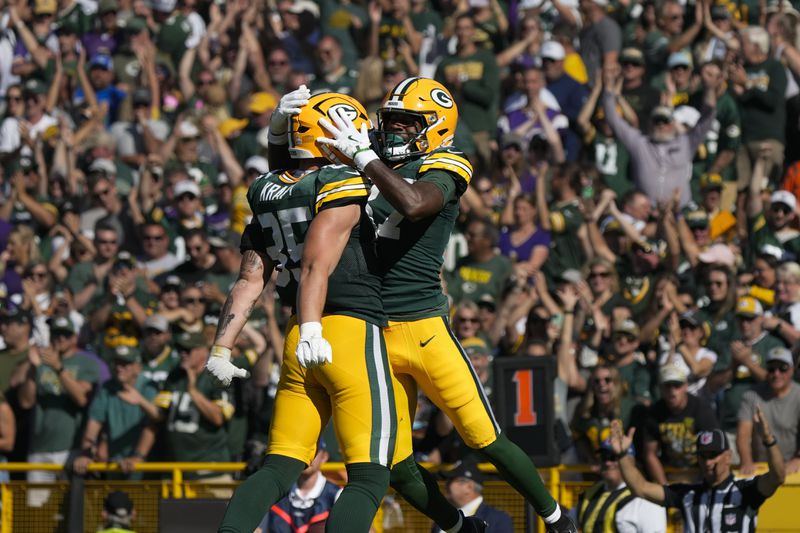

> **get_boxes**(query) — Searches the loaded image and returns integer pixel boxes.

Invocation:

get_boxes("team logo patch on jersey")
[430,88,453,109]
[725,513,737,526]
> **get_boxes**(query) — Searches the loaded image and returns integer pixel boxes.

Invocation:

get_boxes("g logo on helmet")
[328,103,358,121]
[430,89,453,109]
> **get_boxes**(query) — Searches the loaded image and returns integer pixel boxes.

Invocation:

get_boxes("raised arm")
[610,420,667,504]
[755,405,786,497]
[601,65,645,150]
[748,149,768,218]
[317,108,459,222]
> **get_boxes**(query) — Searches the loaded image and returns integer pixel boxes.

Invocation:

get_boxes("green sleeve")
[88,386,109,423]
[632,363,652,402]
[419,170,458,206]
[65,263,94,295]
[460,52,499,107]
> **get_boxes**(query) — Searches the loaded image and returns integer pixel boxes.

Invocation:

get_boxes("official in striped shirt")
[608,407,786,533]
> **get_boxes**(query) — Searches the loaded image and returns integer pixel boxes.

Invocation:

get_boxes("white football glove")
[317,107,380,171]
[206,345,250,387]
[268,84,312,144]
[296,322,333,369]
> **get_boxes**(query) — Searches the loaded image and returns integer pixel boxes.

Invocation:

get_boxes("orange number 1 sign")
[512,369,538,426]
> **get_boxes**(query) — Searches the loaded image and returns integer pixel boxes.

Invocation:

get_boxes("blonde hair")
[8,225,40,268]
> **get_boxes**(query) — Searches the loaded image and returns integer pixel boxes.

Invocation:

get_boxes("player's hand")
[317,107,379,171]
[206,345,249,387]
[270,85,311,139]
[296,322,333,368]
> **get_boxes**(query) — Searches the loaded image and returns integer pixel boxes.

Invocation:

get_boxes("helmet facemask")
[375,108,441,162]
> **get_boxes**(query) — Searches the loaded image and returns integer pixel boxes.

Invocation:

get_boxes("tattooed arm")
[214,249,275,348]
[207,248,275,385]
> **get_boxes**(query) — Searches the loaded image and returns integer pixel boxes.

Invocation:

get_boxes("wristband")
[210,345,232,361]
[763,438,778,448]
[353,148,380,172]
[299,322,323,338]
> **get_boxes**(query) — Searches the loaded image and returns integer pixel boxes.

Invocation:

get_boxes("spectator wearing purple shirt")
[499,193,551,277]
[80,0,121,59]
[498,66,570,148]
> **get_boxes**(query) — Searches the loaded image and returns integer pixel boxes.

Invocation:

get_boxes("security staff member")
[577,439,666,533]
[98,491,137,533]
[608,405,785,533]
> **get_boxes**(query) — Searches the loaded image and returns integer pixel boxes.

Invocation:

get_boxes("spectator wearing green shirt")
[65,223,120,311]
[746,152,800,264]
[602,319,652,406]
[539,162,586,283]
[731,26,787,190]
[446,218,512,306]
[720,296,785,460]
[19,316,99,506]
[435,14,499,173]
[139,314,178,388]
[309,35,358,96]
[72,345,158,479]
[153,331,234,483]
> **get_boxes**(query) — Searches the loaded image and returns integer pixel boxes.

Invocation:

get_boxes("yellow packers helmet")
[288,92,372,163]
[375,77,458,162]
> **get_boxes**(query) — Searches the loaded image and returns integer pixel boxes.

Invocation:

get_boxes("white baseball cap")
[174,180,201,198]
[244,156,269,174]
[540,41,566,61]
[771,190,797,211]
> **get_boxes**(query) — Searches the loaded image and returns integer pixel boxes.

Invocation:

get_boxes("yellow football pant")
[267,314,400,467]
[386,315,500,463]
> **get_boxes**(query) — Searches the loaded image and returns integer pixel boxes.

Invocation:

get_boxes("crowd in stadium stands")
[2,0,800,514]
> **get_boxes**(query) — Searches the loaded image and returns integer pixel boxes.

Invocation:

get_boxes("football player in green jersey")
[318,77,578,533]
[209,91,397,533]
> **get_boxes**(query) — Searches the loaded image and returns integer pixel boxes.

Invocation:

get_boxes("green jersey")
[367,147,473,320]
[690,91,741,187]
[31,352,100,453]
[544,199,585,281]
[593,132,632,197]
[720,332,784,431]
[141,346,179,389]
[748,213,800,267]
[155,368,234,465]
[241,166,385,325]
[88,375,157,459]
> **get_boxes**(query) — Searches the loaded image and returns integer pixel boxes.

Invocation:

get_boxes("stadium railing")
[0,462,797,532]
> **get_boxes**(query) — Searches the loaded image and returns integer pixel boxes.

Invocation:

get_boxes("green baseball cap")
[112,345,142,363]
[23,78,47,96]
[49,316,76,336]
